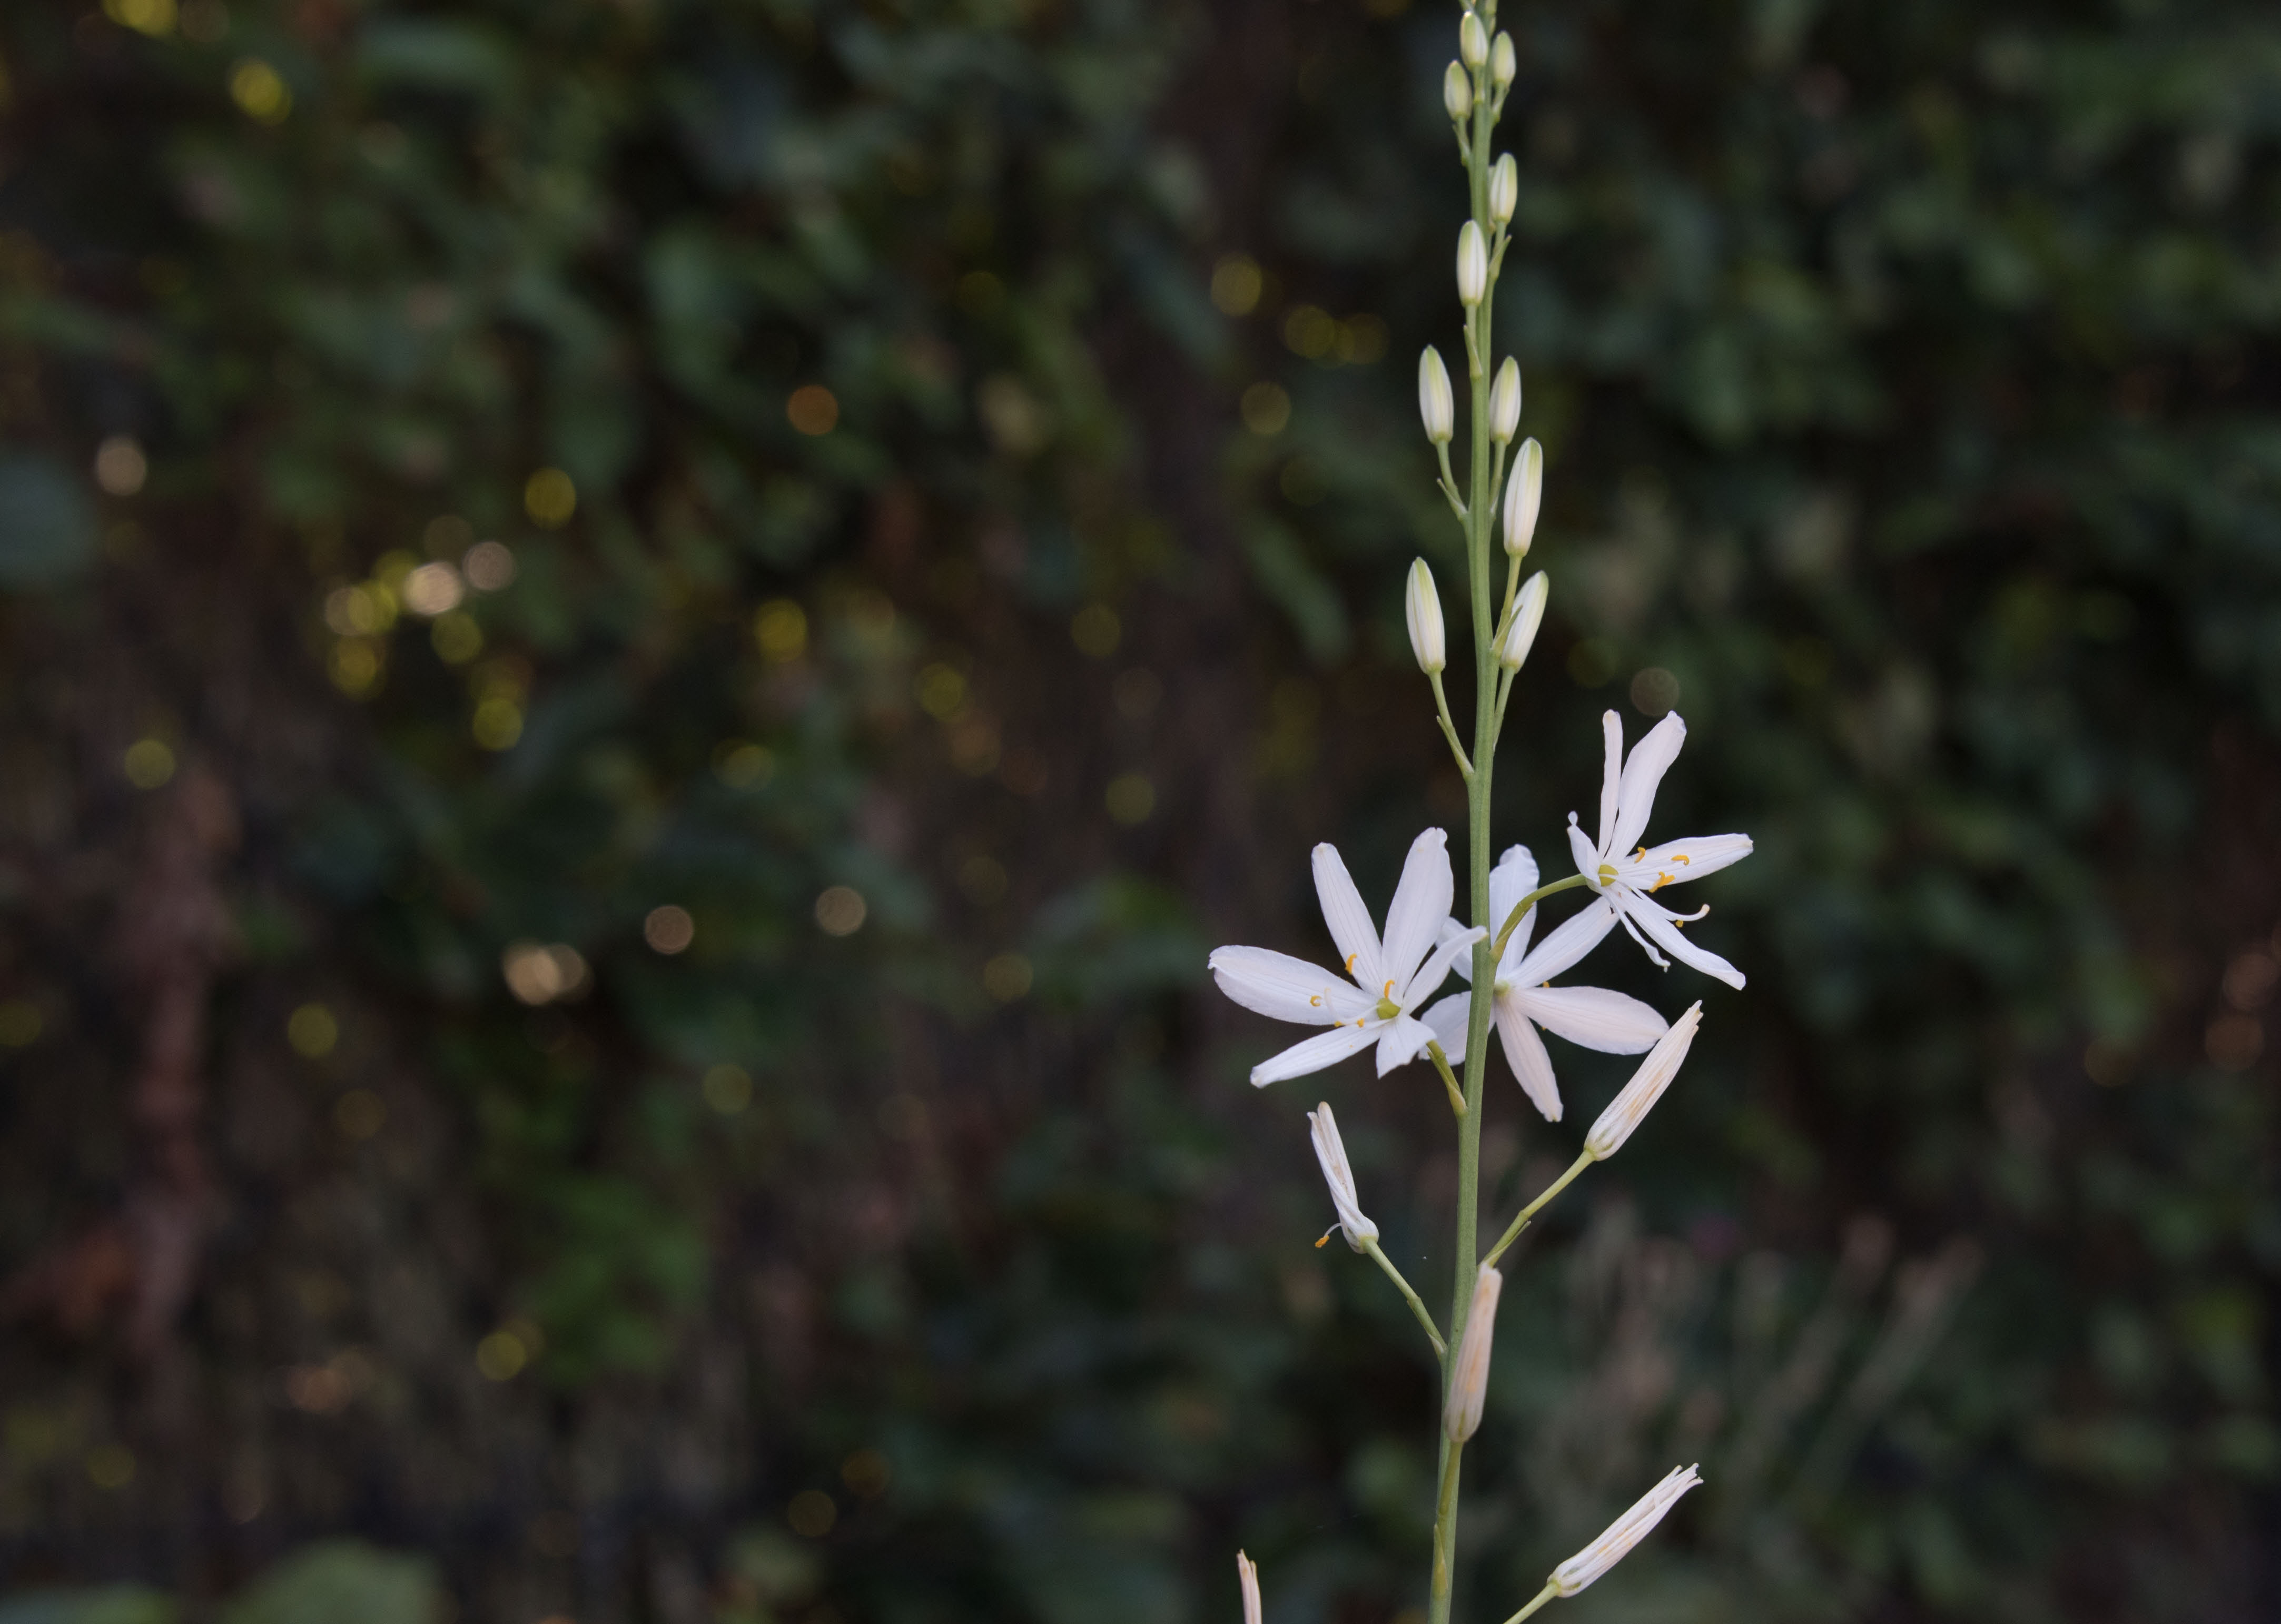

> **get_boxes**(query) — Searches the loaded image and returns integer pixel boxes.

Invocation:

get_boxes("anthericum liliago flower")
[1565,711,1753,989]
[1419,845,1667,1122]
[1210,828,1486,1086]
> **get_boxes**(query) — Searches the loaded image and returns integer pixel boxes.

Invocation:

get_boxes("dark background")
[0,1,2277,1620]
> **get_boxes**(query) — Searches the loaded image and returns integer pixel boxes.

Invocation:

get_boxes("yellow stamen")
[1345,952,1358,973]
[1650,873,1674,892]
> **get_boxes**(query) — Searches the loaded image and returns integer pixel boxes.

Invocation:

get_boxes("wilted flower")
[1548,1465,1703,1595]
[1566,712,1753,988]
[1307,1102,1377,1250]
[1237,1551,1262,1624]
[1210,829,1486,1085]
[1584,1002,1702,1158]
[1443,1261,1503,1442]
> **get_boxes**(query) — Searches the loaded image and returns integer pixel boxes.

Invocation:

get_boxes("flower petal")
[1312,843,1384,990]
[1567,816,1603,886]
[1488,844,1539,975]
[1494,994,1562,1121]
[1250,1024,1378,1087]
[1609,711,1687,858]
[1210,946,1356,1024]
[1620,832,1753,890]
[1509,895,1619,986]
[1510,984,1669,1054]
[1379,828,1455,994]
[1374,1014,1436,1076]
[1618,894,1746,989]
[1596,710,1623,853]
[1437,916,1477,984]
[1421,991,1473,1062]
[1401,923,1486,1009]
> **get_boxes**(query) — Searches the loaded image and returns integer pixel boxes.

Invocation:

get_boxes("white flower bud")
[1502,436,1543,557]
[1442,1261,1502,1442]
[1488,153,1517,226]
[1488,357,1521,443]
[1459,11,1488,68]
[1585,1003,1702,1160]
[1306,1103,1378,1252]
[1237,1551,1262,1624]
[1405,558,1446,676]
[1492,31,1516,90]
[1417,346,1454,445]
[1498,571,1548,669]
[1443,62,1473,122]
[1549,1465,1704,1596]
[1457,221,1487,307]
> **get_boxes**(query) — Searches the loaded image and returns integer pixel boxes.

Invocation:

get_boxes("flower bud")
[1549,1466,1703,1596]
[1498,571,1548,669]
[1492,31,1516,90]
[1457,221,1487,307]
[1502,436,1543,557]
[1585,1003,1702,1160]
[1443,62,1472,122]
[1405,558,1447,676]
[1489,153,1517,226]
[1443,1262,1503,1442]
[1459,11,1488,68]
[1417,346,1454,445]
[1488,357,1522,443]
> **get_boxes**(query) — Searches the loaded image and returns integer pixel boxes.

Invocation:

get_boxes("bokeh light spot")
[402,561,465,617]
[463,540,516,590]
[1071,604,1121,658]
[287,1002,338,1059]
[644,905,695,955]
[334,1089,386,1140]
[122,738,176,789]
[982,952,1032,1003]
[1240,382,1291,436]
[755,599,808,662]
[0,1000,43,1047]
[471,697,522,750]
[476,1330,528,1381]
[1210,253,1263,316]
[431,611,483,665]
[702,1064,753,1115]
[502,942,588,1005]
[94,435,148,495]
[814,887,867,937]
[786,385,840,437]
[524,468,578,528]
[229,58,291,123]
[786,1490,837,1538]
[1105,773,1155,826]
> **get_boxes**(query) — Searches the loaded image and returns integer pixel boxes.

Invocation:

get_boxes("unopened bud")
[1443,62,1473,122]
[1457,221,1487,307]
[1489,358,1522,443]
[1502,437,1543,557]
[1489,154,1518,226]
[1492,31,1516,90]
[1498,571,1548,669]
[1418,347,1454,445]
[1585,1003,1702,1160]
[1405,558,1446,676]
[1459,11,1488,68]
[1443,1262,1503,1442]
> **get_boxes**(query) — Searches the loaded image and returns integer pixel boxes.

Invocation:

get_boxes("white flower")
[1442,1261,1502,1442]
[1237,1551,1262,1624]
[1306,1102,1377,1251]
[1419,846,1665,1122]
[1405,558,1446,675]
[1584,1001,1701,1159]
[1566,711,1753,989]
[1210,830,1486,1087]
[1548,1465,1703,1596]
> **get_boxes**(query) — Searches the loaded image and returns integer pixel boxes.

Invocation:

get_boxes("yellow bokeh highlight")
[287,1003,338,1059]
[432,611,483,665]
[472,697,523,750]
[122,738,176,789]
[524,467,578,528]
[1210,253,1263,316]
[104,0,176,36]
[754,599,807,662]
[229,58,290,124]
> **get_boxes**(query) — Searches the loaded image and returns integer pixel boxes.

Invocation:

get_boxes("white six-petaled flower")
[1566,711,1753,989]
[1306,1102,1377,1251]
[1419,846,1666,1123]
[1210,829,1486,1087]
[1548,1464,1703,1596]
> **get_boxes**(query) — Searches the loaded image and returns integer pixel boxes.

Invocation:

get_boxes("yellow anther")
[1310,994,1322,1006]
[1650,873,1673,892]
[1345,952,1358,973]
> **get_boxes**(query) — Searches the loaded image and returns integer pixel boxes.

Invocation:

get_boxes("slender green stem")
[1430,1436,1466,1620]
[1433,11,1502,1624]
[1483,1150,1594,1270]
[1435,442,1468,521]
[1490,873,1591,962]
[1502,1582,1562,1624]
[1428,672,1475,779]
[1362,1237,1447,1359]
[1427,1039,1468,1118]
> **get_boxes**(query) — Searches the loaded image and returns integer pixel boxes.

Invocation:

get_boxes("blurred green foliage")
[0,0,2277,1621]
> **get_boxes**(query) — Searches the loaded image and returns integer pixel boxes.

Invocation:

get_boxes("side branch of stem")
[1361,1237,1447,1359]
